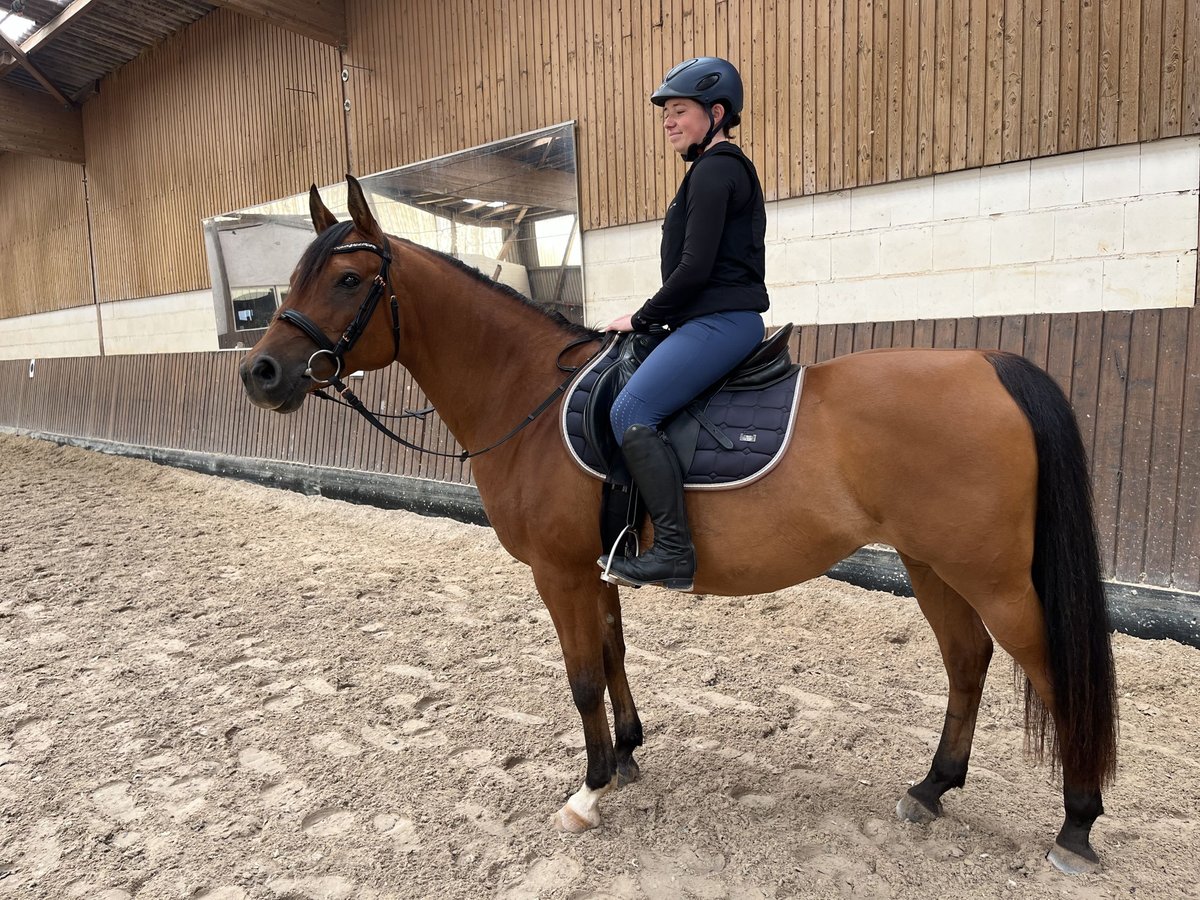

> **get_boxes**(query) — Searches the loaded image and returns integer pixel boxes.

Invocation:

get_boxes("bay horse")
[239,176,1118,874]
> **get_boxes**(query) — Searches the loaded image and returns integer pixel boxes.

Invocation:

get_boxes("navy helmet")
[651,57,744,160]
[650,57,744,117]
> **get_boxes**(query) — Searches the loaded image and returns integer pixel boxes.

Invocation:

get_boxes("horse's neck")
[392,245,575,451]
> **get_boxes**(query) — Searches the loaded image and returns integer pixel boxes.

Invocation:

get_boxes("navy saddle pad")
[561,327,806,489]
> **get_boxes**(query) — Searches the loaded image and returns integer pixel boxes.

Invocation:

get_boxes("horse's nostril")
[252,356,280,387]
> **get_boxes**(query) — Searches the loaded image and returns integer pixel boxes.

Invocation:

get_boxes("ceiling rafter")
[210,0,345,48]
[0,0,103,83]
[0,31,71,107]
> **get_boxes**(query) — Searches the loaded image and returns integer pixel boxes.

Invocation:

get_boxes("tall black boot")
[599,424,696,590]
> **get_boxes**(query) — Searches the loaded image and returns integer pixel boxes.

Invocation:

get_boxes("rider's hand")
[604,313,635,332]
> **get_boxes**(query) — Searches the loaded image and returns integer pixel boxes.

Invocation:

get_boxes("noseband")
[277,240,401,384]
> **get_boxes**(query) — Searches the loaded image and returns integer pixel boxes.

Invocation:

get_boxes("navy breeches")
[610,310,765,444]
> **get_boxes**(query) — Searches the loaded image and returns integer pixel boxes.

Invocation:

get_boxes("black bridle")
[278,240,400,383]
[277,239,604,461]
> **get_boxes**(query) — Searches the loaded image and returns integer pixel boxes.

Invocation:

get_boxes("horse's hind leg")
[940,567,1105,873]
[598,582,644,786]
[897,555,994,824]
[967,581,1105,873]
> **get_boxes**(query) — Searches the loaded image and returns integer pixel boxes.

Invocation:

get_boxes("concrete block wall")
[99,291,219,355]
[583,136,1200,328]
[0,291,219,360]
[0,306,102,360]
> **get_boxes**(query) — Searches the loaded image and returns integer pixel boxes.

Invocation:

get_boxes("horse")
[239,176,1118,874]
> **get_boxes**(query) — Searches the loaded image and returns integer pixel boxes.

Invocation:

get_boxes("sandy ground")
[1,433,1198,900]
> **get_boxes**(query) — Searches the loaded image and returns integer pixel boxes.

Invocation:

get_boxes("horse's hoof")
[553,803,599,834]
[896,793,940,825]
[615,759,641,788]
[1047,843,1100,875]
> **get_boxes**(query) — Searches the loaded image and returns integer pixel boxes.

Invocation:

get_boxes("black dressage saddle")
[565,323,801,483]
[561,324,805,556]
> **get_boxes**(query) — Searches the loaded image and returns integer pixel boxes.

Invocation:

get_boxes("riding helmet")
[650,57,744,118]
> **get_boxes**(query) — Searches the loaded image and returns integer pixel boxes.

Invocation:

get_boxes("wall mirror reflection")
[204,122,583,349]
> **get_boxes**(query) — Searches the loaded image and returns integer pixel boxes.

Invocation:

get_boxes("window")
[231,287,280,331]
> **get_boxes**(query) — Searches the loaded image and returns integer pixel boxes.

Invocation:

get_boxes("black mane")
[399,238,600,340]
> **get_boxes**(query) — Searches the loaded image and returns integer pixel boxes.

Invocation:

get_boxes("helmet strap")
[683,106,725,162]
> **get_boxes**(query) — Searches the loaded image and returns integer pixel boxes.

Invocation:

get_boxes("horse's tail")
[984,350,1118,787]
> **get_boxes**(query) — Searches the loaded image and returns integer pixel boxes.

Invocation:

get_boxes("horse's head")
[240,176,401,413]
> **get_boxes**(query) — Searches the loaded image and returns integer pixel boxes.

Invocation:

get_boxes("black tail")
[985,351,1118,787]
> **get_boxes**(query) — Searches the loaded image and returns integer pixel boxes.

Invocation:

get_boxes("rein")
[278,238,605,461]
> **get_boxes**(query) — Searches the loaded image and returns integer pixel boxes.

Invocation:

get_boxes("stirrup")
[599,524,640,586]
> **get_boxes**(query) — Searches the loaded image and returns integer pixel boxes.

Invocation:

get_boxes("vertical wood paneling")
[844,0,860,186]
[1098,0,1122,145]
[1040,0,1060,155]
[950,0,970,169]
[887,0,905,180]
[1114,310,1159,580]
[1092,311,1133,574]
[1021,0,1042,156]
[901,0,919,178]
[1145,308,1187,583]
[0,155,91,319]
[82,8,343,303]
[918,0,936,175]
[830,0,846,189]
[816,0,832,190]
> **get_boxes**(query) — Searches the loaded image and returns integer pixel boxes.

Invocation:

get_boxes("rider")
[600,57,769,591]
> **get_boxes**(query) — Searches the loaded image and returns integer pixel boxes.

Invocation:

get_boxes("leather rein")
[277,239,603,461]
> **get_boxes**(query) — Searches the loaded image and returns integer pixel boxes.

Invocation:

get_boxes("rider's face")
[661,98,723,156]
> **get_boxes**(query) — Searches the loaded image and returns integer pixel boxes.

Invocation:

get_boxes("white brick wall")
[582,135,1199,327]
[0,291,219,360]
[0,306,102,360]
[100,291,218,355]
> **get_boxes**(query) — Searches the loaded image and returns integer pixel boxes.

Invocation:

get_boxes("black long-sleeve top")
[630,142,770,331]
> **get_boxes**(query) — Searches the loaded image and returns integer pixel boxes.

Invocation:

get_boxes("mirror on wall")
[203,122,583,350]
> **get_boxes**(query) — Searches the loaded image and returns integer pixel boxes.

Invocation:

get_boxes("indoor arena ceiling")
[1,0,346,108]
[0,0,215,104]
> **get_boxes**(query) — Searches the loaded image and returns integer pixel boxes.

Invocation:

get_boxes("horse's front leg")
[533,566,617,833]
[599,580,644,786]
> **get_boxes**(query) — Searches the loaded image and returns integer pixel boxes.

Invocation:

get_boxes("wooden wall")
[3,304,1198,590]
[2,1,1198,316]
[0,351,473,487]
[345,0,1200,230]
[0,154,91,318]
[81,8,345,304]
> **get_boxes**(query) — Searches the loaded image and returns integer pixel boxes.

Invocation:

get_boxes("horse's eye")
[339,273,361,288]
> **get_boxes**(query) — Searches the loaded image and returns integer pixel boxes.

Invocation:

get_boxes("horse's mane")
[294,221,599,340]
[398,238,601,340]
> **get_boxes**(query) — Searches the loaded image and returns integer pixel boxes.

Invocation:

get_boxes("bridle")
[277,240,400,384]
[275,237,604,461]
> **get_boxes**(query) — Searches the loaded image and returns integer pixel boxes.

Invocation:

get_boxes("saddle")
[561,325,806,553]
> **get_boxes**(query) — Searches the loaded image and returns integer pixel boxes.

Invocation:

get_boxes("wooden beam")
[0,80,84,162]
[0,0,104,82]
[0,32,72,107]
[211,0,347,48]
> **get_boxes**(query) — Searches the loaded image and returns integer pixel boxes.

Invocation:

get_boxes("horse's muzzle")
[240,352,307,413]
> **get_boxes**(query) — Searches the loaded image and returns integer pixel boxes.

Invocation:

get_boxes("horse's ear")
[310,184,338,234]
[345,174,386,245]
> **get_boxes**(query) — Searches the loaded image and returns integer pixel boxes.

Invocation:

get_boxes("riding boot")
[599,424,696,590]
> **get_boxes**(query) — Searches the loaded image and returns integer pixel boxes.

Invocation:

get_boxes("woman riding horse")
[600,57,769,592]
